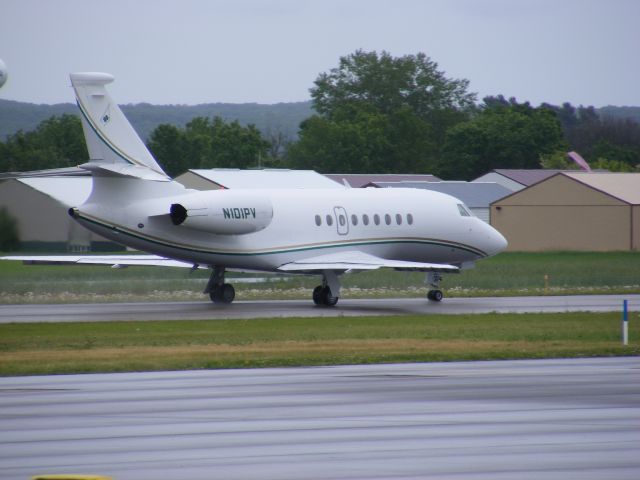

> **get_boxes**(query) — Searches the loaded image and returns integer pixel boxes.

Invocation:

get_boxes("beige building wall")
[0,179,109,250]
[0,180,71,242]
[491,174,635,251]
[633,205,640,250]
[491,205,630,251]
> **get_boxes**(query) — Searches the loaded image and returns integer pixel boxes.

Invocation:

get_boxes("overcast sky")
[1,0,638,107]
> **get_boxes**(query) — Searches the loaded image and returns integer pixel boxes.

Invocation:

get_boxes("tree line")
[1,50,639,179]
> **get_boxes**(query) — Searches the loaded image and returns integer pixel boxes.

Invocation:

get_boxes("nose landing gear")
[426,271,444,302]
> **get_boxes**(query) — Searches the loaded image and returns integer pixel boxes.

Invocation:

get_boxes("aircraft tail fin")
[70,72,170,181]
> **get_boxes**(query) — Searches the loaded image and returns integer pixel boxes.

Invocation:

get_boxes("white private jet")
[3,72,507,306]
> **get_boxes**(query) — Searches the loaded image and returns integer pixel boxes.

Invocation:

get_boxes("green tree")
[591,157,638,172]
[147,116,270,176]
[0,114,87,172]
[288,50,475,173]
[440,99,565,180]
[147,124,188,177]
[206,117,270,169]
[539,151,580,170]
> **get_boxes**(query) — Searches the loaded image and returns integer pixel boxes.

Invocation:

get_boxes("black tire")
[209,284,235,304]
[220,283,235,303]
[209,288,222,303]
[428,289,443,302]
[322,286,339,306]
[312,285,324,305]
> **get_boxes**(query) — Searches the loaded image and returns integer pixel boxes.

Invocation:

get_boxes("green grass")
[0,312,637,375]
[1,251,639,303]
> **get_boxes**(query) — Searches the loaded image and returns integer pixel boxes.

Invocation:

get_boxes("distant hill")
[0,99,314,141]
[599,106,640,124]
[2,100,638,142]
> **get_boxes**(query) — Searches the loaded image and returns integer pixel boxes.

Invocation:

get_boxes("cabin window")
[385,214,391,225]
[407,213,414,225]
[396,214,402,225]
[326,214,333,226]
[363,214,370,226]
[457,204,471,217]
[374,214,380,225]
[315,215,322,226]
[339,214,346,226]
[351,214,358,226]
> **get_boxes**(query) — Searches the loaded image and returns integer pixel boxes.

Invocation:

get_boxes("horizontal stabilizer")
[79,162,171,181]
[277,251,460,273]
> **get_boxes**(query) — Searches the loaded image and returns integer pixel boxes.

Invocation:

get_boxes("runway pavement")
[0,294,638,323]
[1,357,639,479]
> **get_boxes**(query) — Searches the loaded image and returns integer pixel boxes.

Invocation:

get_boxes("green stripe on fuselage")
[76,213,488,259]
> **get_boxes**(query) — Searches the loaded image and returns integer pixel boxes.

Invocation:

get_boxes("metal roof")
[490,169,574,187]
[372,181,512,207]
[187,169,344,189]
[325,173,441,188]
[563,172,640,205]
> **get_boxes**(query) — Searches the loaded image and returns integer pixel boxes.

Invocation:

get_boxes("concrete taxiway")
[0,294,638,323]
[1,357,639,479]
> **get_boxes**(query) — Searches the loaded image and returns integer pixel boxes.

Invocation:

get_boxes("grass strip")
[1,251,639,303]
[1,312,638,375]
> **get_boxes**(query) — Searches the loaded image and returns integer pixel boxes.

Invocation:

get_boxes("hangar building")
[0,176,117,251]
[491,172,640,251]
[472,169,590,192]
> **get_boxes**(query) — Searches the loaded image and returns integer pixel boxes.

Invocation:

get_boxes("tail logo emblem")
[101,105,111,124]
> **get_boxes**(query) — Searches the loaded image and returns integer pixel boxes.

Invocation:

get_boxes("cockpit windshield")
[457,203,472,217]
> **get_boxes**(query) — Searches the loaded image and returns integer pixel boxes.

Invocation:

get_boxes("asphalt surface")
[1,357,639,480]
[0,294,638,322]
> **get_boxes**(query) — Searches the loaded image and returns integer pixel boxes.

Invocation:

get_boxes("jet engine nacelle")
[169,191,273,235]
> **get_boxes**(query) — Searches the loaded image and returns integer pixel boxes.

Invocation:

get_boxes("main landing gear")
[312,270,341,307]
[205,266,235,304]
[426,271,444,302]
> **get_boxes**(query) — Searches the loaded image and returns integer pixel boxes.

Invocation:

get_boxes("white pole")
[623,300,628,346]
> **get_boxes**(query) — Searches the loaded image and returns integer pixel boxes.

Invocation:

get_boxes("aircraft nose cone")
[488,227,508,256]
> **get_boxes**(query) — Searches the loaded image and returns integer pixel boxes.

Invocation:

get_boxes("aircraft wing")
[277,251,460,273]
[0,254,199,268]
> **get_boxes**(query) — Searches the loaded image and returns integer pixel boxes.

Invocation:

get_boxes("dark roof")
[325,173,441,188]
[372,181,512,208]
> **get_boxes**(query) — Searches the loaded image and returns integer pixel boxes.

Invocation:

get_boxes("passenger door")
[333,206,349,235]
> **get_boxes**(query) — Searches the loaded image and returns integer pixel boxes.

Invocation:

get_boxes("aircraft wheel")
[209,288,221,303]
[210,284,235,304]
[427,289,443,302]
[220,283,235,303]
[312,285,323,305]
[322,286,339,306]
